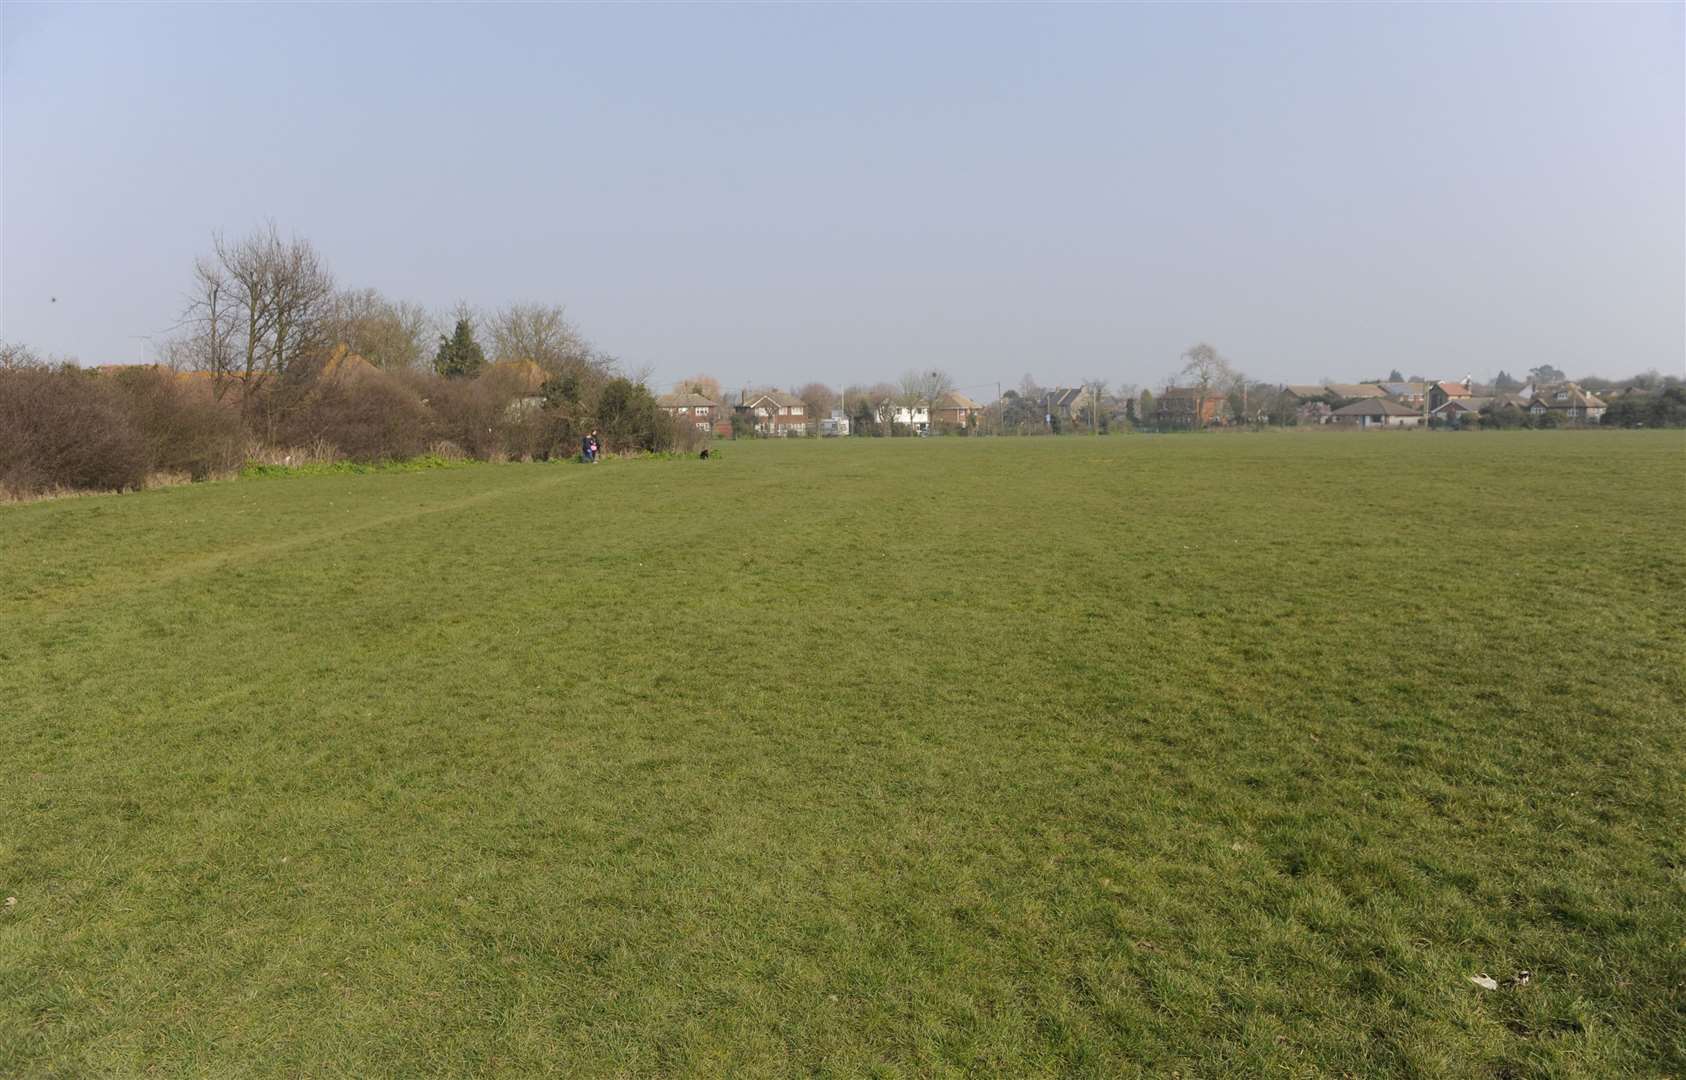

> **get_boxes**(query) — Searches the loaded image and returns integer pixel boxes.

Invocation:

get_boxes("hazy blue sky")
[4,2,1681,393]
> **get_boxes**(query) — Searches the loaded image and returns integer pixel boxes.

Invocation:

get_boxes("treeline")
[0,226,698,498]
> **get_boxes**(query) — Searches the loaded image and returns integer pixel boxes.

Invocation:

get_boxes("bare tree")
[868,381,901,434]
[326,288,431,370]
[1082,378,1109,434]
[0,341,43,371]
[680,373,723,400]
[918,368,956,411]
[796,382,838,422]
[1178,343,1243,426]
[171,255,240,397]
[271,234,333,378]
[897,368,955,432]
[210,224,334,414]
[489,303,589,376]
[1179,342,1237,394]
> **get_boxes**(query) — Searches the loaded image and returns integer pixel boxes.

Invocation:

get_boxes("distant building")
[1378,381,1427,406]
[931,391,982,428]
[1430,397,1488,422]
[1427,377,1476,412]
[1527,383,1606,423]
[1156,387,1230,429]
[819,409,851,437]
[738,390,809,436]
[1330,397,1424,428]
[891,404,931,432]
[1045,388,1086,423]
[657,391,721,432]
[1326,384,1388,401]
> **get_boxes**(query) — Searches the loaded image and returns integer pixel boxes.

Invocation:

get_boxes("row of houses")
[658,377,1614,437]
[655,389,987,437]
[1279,377,1608,428]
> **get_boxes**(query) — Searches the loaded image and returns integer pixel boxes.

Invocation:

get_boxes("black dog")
[699,448,710,460]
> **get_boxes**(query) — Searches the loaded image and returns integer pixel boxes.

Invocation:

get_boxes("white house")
[891,404,930,432]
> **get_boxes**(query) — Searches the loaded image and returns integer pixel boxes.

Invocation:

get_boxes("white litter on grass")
[3,897,16,909]
[1469,974,1499,990]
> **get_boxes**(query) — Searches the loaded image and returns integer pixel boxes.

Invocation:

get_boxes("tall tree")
[326,288,431,370]
[199,224,334,415]
[1529,363,1567,384]
[489,303,589,376]
[797,382,839,422]
[681,373,723,400]
[176,255,239,399]
[867,382,901,434]
[0,342,43,370]
[1179,343,1241,426]
[1081,378,1109,434]
[1388,369,1405,382]
[898,369,955,431]
[1179,342,1238,395]
[434,318,487,379]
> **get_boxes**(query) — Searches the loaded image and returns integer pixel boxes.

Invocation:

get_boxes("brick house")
[738,391,809,436]
[656,391,721,432]
[1155,387,1230,429]
[1427,377,1475,412]
[931,391,982,428]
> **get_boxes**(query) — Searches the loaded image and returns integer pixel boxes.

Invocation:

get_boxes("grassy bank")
[2,433,1681,1077]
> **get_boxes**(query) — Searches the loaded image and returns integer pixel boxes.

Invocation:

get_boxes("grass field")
[2,432,1682,1078]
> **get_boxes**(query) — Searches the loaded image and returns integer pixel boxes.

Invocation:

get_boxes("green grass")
[238,452,487,480]
[2,432,1682,1078]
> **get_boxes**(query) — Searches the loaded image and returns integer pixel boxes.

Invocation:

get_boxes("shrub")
[111,367,247,478]
[275,366,431,462]
[1479,404,1526,430]
[0,366,146,494]
[594,378,665,453]
[1603,387,1686,428]
[424,374,509,459]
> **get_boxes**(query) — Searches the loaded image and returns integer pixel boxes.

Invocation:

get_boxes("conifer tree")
[433,318,486,378]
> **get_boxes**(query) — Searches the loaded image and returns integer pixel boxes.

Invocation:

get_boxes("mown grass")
[2,432,1681,1078]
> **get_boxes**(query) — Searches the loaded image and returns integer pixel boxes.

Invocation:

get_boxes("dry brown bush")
[0,367,147,495]
[111,367,247,479]
[273,365,431,462]
[245,438,339,468]
[423,375,510,459]
[666,415,712,454]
